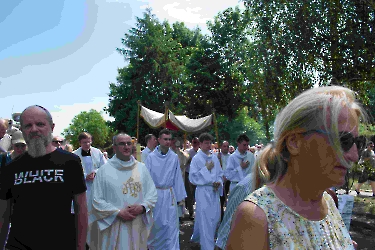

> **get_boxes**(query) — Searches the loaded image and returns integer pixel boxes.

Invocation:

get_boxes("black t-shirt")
[0,148,87,250]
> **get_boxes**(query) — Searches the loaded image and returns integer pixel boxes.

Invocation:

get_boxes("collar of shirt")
[81,149,91,156]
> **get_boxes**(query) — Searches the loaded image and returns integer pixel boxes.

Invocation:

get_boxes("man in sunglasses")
[52,135,64,149]
[355,141,375,196]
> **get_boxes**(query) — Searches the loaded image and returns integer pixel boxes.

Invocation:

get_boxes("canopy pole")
[164,101,169,128]
[137,100,141,142]
[183,132,187,150]
[212,108,222,166]
[136,100,141,161]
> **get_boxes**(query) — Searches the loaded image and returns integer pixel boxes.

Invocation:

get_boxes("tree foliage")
[62,109,112,149]
[105,9,202,143]
[213,107,267,146]
[106,3,375,146]
[243,0,375,102]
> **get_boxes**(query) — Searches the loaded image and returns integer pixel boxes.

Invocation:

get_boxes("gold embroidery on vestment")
[122,177,142,197]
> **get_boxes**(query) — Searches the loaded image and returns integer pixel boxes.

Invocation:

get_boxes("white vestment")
[214,152,230,171]
[0,134,11,152]
[189,150,223,250]
[145,147,187,250]
[73,147,107,214]
[141,147,153,163]
[88,155,157,250]
[224,149,255,192]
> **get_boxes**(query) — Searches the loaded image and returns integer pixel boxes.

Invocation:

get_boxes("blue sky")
[0,0,242,136]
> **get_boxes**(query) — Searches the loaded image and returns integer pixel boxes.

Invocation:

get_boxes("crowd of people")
[0,85,373,249]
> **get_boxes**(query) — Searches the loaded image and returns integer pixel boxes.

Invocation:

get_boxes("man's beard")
[25,132,53,158]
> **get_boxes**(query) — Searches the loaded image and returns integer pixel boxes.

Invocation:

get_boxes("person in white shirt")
[141,134,157,163]
[189,133,223,250]
[146,129,186,249]
[88,133,157,249]
[216,141,230,220]
[184,137,200,220]
[224,134,255,192]
[73,132,107,244]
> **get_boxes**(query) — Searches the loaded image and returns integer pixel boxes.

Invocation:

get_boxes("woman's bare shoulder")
[226,201,268,250]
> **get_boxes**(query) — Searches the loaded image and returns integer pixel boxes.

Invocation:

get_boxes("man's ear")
[51,123,55,132]
[285,133,302,156]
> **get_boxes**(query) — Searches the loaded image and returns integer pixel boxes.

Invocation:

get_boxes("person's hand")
[177,200,185,206]
[240,160,249,169]
[206,161,214,171]
[352,240,358,249]
[117,207,136,221]
[213,182,220,191]
[86,172,95,181]
[127,204,144,216]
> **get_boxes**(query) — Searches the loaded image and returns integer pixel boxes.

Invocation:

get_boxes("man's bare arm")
[0,199,11,249]
[73,192,88,250]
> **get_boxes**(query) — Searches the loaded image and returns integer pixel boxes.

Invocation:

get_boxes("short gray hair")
[112,133,131,145]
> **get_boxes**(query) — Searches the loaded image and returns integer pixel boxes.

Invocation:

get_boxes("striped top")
[215,174,254,249]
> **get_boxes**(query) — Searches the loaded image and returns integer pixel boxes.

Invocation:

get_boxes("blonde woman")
[227,86,362,249]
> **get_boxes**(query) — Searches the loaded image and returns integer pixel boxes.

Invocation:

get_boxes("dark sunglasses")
[302,130,360,152]
[14,144,26,148]
[53,140,63,143]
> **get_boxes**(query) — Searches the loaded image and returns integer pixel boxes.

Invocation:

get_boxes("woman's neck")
[268,162,328,220]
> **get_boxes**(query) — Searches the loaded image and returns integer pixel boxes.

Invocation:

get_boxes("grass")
[353,196,375,215]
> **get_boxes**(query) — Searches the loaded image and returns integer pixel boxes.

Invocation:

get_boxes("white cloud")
[146,0,243,32]
[51,98,115,137]
[162,2,209,25]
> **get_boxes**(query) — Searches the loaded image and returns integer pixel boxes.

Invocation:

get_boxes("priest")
[73,132,107,216]
[88,133,157,250]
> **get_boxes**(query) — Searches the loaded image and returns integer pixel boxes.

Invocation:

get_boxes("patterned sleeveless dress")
[245,186,354,249]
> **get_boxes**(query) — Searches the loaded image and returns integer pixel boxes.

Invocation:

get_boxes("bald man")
[0,105,88,250]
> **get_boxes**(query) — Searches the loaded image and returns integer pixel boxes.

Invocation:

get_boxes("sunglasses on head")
[302,129,360,152]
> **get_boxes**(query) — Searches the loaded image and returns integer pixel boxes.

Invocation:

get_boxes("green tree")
[184,7,251,119]
[213,107,267,146]
[242,0,375,104]
[106,9,202,140]
[62,109,112,149]
[196,6,312,140]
